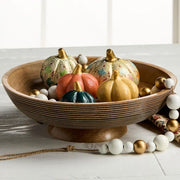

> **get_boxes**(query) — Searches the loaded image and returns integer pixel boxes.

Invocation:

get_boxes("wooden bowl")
[2,57,177,142]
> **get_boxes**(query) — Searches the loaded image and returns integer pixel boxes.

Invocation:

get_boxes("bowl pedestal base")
[48,125,127,143]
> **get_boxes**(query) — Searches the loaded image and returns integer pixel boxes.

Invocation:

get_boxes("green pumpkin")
[61,82,95,103]
[40,48,77,87]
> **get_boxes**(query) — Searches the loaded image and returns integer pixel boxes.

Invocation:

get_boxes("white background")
[0,0,173,48]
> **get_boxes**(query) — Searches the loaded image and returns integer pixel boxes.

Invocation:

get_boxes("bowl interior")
[5,58,175,96]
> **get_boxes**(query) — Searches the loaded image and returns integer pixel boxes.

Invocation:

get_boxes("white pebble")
[78,54,88,65]
[108,139,123,155]
[49,98,56,102]
[40,88,48,96]
[98,144,108,154]
[169,109,179,119]
[123,141,133,153]
[35,94,48,100]
[166,94,180,110]
[164,78,175,89]
[48,85,57,99]
[153,135,169,151]
[147,141,156,152]
[165,131,175,142]
[30,94,35,98]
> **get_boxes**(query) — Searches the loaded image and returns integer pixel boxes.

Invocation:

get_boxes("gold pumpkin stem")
[74,81,82,91]
[112,70,120,80]
[73,64,82,74]
[58,48,68,59]
[106,49,117,62]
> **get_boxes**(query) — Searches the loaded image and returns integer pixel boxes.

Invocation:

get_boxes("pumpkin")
[61,81,95,103]
[56,64,99,100]
[85,49,140,85]
[40,48,77,87]
[97,70,139,102]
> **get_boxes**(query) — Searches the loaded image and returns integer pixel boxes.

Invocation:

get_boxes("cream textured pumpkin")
[85,49,140,85]
[40,48,77,87]
[97,70,139,102]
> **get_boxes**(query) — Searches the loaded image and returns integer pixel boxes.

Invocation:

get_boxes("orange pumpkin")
[56,64,99,100]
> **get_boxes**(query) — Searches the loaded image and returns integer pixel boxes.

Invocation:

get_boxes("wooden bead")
[30,89,40,95]
[98,144,108,154]
[40,88,48,96]
[49,98,56,102]
[155,77,166,90]
[77,54,88,65]
[147,141,156,152]
[35,94,48,100]
[48,85,57,99]
[139,87,151,97]
[169,109,179,119]
[166,119,179,132]
[153,135,169,151]
[164,78,175,89]
[133,140,146,154]
[166,94,180,110]
[108,139,123,155]
[123,141,134,153]
[165,131,175,142]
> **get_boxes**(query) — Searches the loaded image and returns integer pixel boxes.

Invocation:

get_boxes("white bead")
[35,94,48,100]
[30,94,35,98]
[153,135,169,151]
[123,141,133,153]
[40,88,48,96]
[147,141,156,152]
[164,78,175,89]
[78,55,88,65]
[49,98,56,102]
[166,94,180,110]
[48,85,57,99]
[98,144,108,154]
[169,109,179,119]
[108,139,123,155]
[165,131,175,142]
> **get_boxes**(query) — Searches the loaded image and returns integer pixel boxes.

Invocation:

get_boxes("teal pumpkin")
[61,82,95,103]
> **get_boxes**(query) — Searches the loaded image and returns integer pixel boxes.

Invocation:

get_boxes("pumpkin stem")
[74,81,82,91]
[58,48,68,59]
[112,70,120,80]
[106,49,117,62]
[73,64,82,74]
[82,64,88,72]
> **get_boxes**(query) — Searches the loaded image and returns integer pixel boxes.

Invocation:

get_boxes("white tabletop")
[1,44,180,180]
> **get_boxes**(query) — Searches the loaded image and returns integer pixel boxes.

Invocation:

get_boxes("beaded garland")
[98,120,178,155]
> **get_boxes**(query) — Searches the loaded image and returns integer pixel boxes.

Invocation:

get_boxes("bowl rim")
[2,58,177,106]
